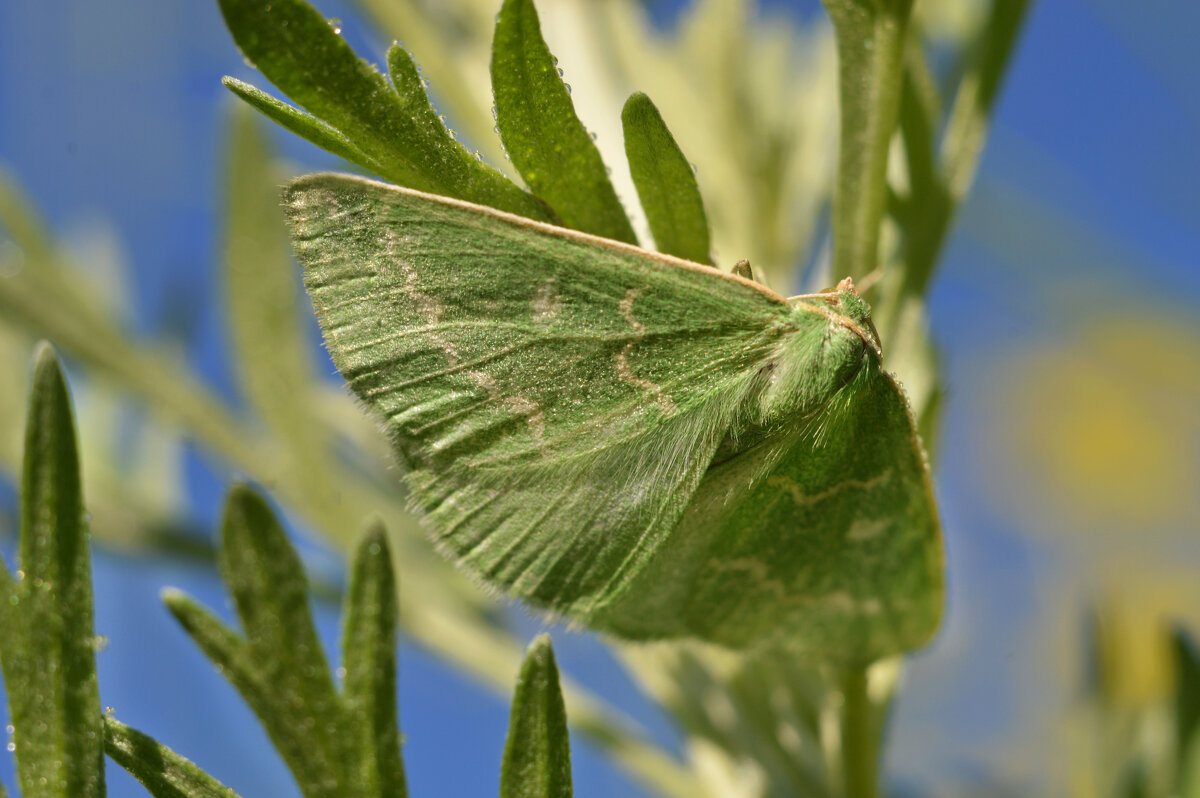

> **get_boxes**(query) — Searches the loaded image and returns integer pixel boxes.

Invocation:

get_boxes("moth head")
[792,277,883,358]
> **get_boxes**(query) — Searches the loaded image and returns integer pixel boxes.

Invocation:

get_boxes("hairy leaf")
[219,486,352,797]
[286,174,943,662]
[104,718,240,798]
[501,636,572,798]
[622,92,712,264]
[0,344,105,798]
[341,524,407,796]
[491,0,636,243]
[222,77,370,168]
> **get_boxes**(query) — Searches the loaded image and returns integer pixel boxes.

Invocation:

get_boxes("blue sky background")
[1,0,1198,795]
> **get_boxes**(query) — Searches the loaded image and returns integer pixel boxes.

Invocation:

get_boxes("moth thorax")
[759,320,867,424]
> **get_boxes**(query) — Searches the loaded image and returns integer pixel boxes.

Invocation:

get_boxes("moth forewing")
[287,173,943,661]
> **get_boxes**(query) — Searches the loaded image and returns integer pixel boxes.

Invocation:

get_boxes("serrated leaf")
[103,717,240,798]
[340,523,407,796]
[621,92,712,265]
[0,344,105,798]
[491,0,636,244]
[218,0,548,221]
[501,636,572,798]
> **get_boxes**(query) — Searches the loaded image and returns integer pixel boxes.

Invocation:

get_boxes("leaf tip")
[525,633,555,665]
[31,340,66,388]
[160,587,188,610]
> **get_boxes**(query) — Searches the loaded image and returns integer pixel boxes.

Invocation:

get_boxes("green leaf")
[491,0,636,244]
[160,590,271,725]
[822,0,915,281]
[218,485,352,797]
[0,344,105,798]
[501,636,572,798]
[621,92,712,265]
[165,487,411,798]
[340,524,407,796]
[103,717,240,798]
[218,0,549,221]
[163,490,352,798]
[1174,626,1200,786]
[286,174,943,661]
[222,77,371,169]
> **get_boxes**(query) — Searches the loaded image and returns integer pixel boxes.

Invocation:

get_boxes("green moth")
[285,173,942,664]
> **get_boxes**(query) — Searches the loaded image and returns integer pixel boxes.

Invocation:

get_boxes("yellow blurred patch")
[984,315,1200,534]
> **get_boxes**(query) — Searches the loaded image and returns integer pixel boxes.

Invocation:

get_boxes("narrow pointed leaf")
[218,485,351,797]
[104,718,240,798]
[164,589,337,796]
[382,41,540,218]
[222,78,372,169]
[491,0,636,243]
[0,344,105,798]
[341,524,406,796]
[161,590,263,705]
[501,636,572,798]
[218,0,549,220]
[621,92,712,264]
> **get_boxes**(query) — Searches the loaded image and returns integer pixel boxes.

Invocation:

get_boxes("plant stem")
[822,0,914,283]
[897,0,1032,301]
[839,666,880,798]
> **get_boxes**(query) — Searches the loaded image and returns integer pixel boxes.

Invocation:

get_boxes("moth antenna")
[854,267,884,293]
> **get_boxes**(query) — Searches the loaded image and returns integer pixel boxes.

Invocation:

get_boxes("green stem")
[839,666,880,798]
[822,0,914,282]
[899,0,1033,302]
